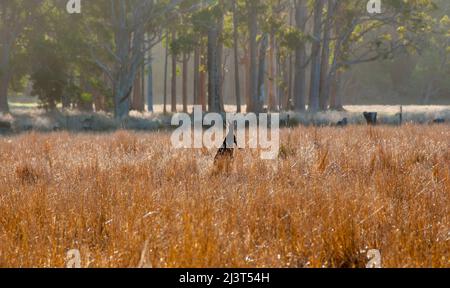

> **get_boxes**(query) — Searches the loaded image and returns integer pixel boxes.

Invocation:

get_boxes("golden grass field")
[0,125,449,268]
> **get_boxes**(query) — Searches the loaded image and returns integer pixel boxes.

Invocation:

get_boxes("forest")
[0,0,449,120]
[0,0,450,269]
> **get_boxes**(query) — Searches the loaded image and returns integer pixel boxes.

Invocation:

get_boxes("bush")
[30,41,69,110]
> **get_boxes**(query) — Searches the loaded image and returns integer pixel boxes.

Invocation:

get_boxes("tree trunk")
[309,0,324,112]
[243,48,252,111]
[329,72,337,109]
[294,0,307,112]
[268,33,277,111]
[257,34,268,112]
[114,69,133,119]
[132,68,144,111]
[147,47,154,113]
[0,43,11,113]
[217,8,225,112]
[114,75,132,119]
[63,75,72,110]
[193,46,200,106]
[319,0,334,111]
[276,42,283,110]
[328,4,343,111]
[163,31,169,114]
[248,1,258,113]
[199,48,207,111]
[207,25,221,112]
[276,45,286,110]
[286,6,295,111]
[92,0,150,118]
[171,32,177,113]
[329,70,343,110]
[182,53,188,113]
[0,72,11,114]
[232,0,241,113]
[113,3,135,119]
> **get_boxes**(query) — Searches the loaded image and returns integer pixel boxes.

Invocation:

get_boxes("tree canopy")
[0,0,448,116]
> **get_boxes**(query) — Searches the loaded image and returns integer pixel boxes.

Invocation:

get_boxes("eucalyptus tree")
[323,0,441,110]
[232,0,242,112]
[293,0,308,111]
[308,0,324,112]
[83,0,184,119]
[0,0,45,113]
[246,0,259,112]
[191,1,224,112]
[170,30,196,113]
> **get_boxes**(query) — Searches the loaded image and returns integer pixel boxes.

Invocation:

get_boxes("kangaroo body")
[214,135,238,163]
[214,122,238,172]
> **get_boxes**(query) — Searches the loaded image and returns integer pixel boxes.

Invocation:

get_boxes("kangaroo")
[214,121,238,172]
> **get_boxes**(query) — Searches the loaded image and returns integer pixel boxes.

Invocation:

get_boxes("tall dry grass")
[0,125,449,267]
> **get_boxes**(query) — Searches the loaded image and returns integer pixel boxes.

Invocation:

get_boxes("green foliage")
[279,27,310,51]
[29,40,68,110]
[80,92,93,104]
[170,32,197,55]
[2,0,449,112]
[192,7,217,34]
